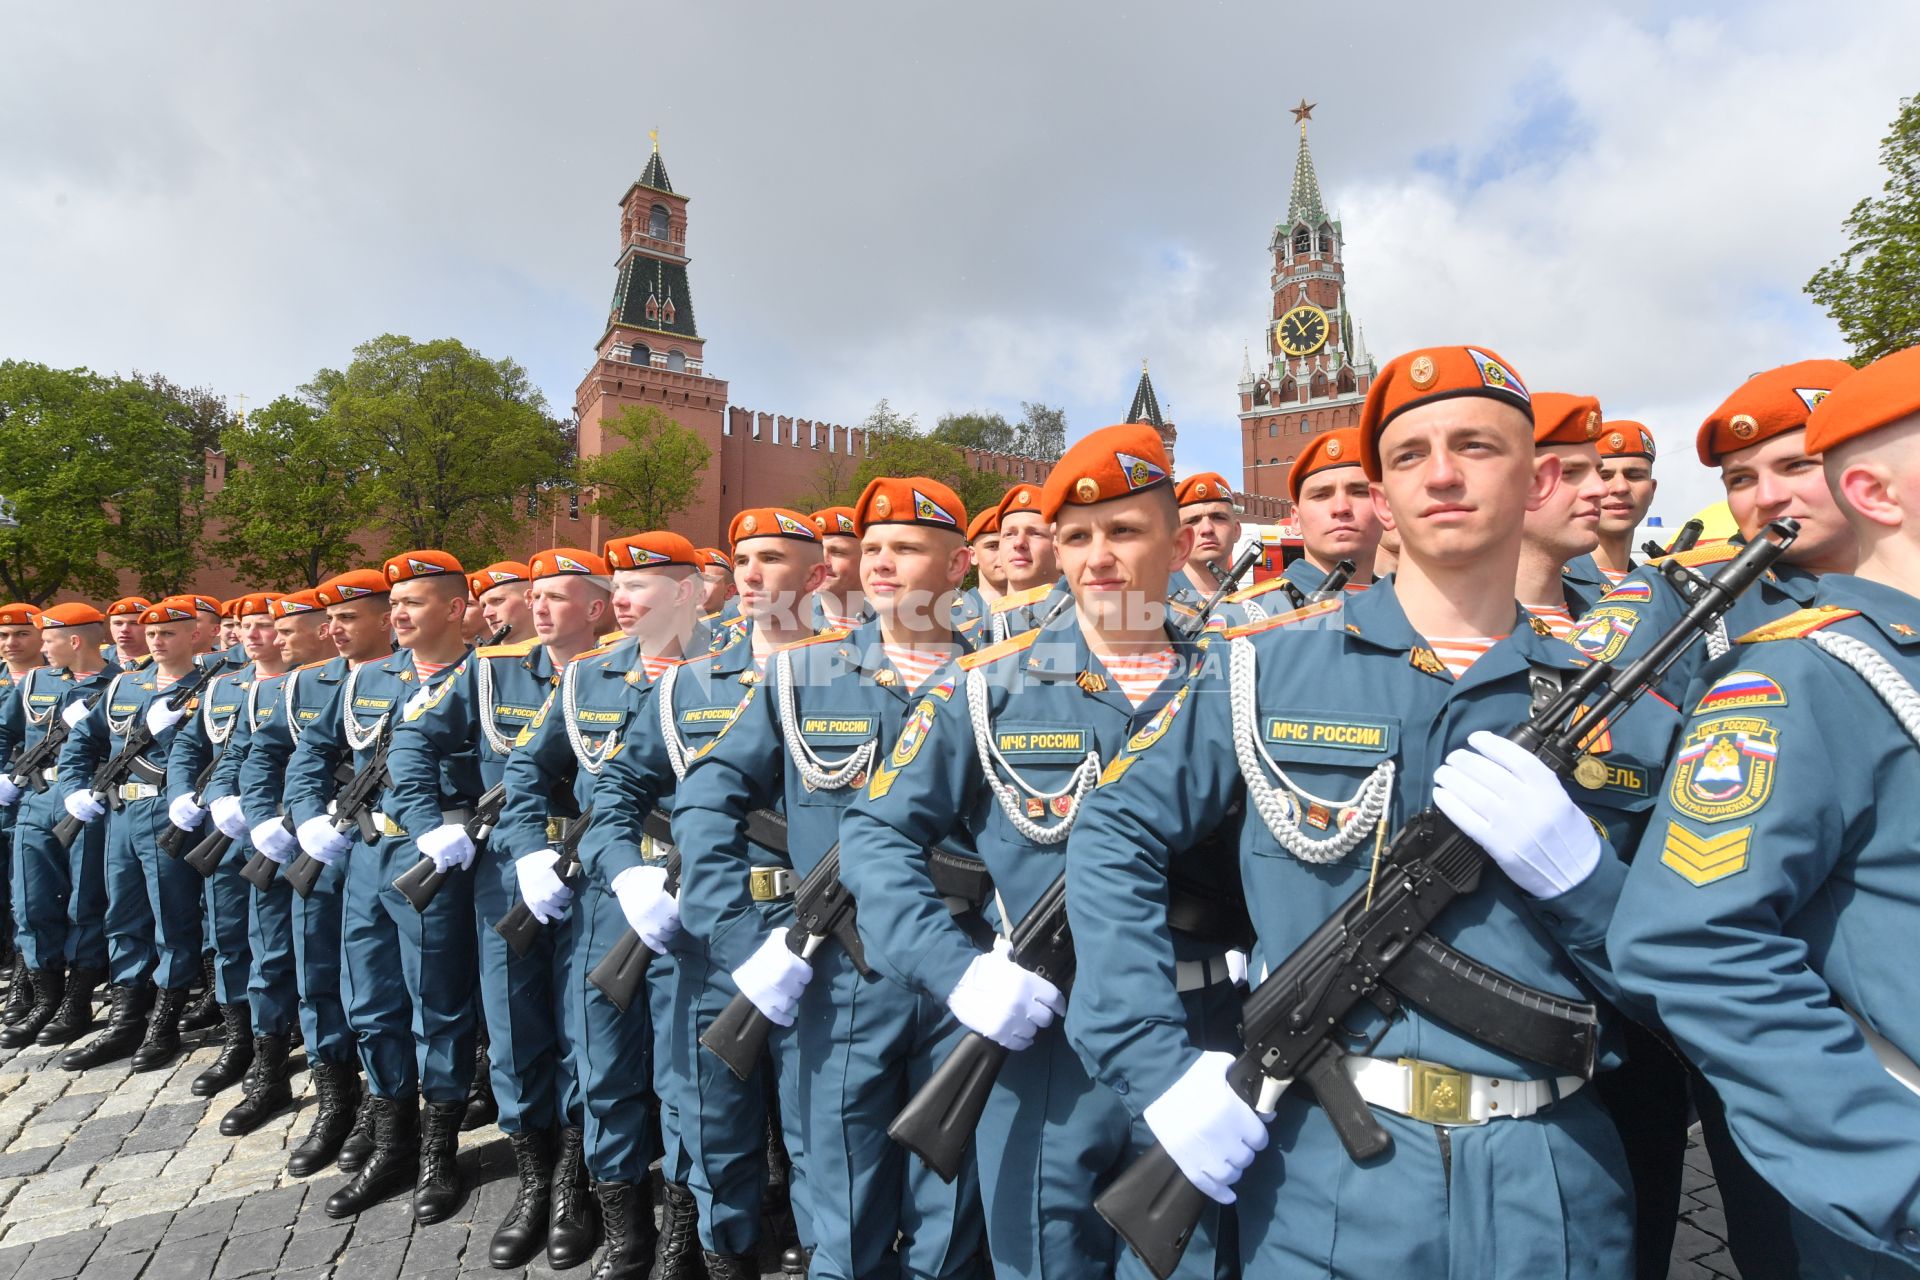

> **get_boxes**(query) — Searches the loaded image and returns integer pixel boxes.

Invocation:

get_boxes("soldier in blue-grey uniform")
[386,546,613,1271]
[987,483,1063,643]
[951,506,1004,639]
[0,604,118,1050]
[1167,470,1241,614]
[673,484,986,1280]
[1518,393,1615,636]
[1212,427,1380,628]
[1611,344,1920,1279]
[239,574,382,1179]
[0,602,45,1029]
[1066,346,1680,1279]
[1589,422,1661,587]
[285,549,477,1224]
[841,426,1241,1280]
[57,597,207,1074]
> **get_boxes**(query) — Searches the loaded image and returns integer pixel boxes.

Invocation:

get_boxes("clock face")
[1275,305,1330,357]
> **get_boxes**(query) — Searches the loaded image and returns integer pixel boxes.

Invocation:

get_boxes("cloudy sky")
[4,1,1915,523]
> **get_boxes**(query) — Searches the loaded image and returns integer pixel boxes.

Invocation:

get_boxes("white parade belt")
[1341,1055,1584,1126]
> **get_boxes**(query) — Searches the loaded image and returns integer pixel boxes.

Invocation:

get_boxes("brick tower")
[1239,101,1375,514]
[572,133,732,547]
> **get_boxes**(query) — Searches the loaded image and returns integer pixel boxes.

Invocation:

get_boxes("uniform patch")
[680,707,736,726]
[889,700,936,768]
[1125,681,1190,753]
[1115,450,1168,491]
[1098,755,1136,786]
[1670,716,1778,823]
[801,715,878,743]
[1467,348,1529,401]
[1695,671,1787,713]
[1571,608,1639,663]
[1792,386,1832,412]
[1597,580,1653,604]
[1660,822,1752,886]
[775,512,813,537]
[995,727,1088,757]
[1263,715,1393,753]
[911,488,958,526]
[1409,646,1446,677]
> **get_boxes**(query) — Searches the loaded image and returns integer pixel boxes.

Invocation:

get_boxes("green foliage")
[1807,93,1920,364]
[325,334,572,564]
[578,403,712,533]
[931,411,1016,454]
[209,394,370,587]
[1015,401,1067,460]
[831,400,1009,521]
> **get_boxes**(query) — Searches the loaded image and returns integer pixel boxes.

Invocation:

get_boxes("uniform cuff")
[1527,850,1627,953]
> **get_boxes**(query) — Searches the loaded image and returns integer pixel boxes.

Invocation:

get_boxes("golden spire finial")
[1142,357,1149,374]
[649,127,660,154]
[1290,98,1316,135]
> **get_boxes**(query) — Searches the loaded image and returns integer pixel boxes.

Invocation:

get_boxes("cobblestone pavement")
[0,1021,1741,1279]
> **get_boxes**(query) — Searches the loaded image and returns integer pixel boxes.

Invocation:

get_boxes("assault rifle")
[392,779,508,912]
[170,699,253,871]
[54,672,209,849]
[159,753,220,861]
[1644,516,1706,563]
[8,689,97,794]
[1097,519,1798,1279]
[236,761,354,891]
[1184,543,1263,636]
[488,803,597,957]
[701,841,869,1081]
[589,807,791,1012]
[283,719,394,899]
[1273,558,1359,612]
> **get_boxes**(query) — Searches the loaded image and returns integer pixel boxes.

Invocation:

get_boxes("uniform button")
[1113,1080,1129,1097]
[1899,1228,1920,1254]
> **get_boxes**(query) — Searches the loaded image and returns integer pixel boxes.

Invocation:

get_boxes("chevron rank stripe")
[1660,822,1752,886]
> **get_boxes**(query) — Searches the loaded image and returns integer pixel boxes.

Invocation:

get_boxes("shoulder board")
[1226,575,1296,603]
[1657,541,1740,569]
[1224,596,1343,640]
[477,639,539,659]
[1737,605,1861,644]
[598,630,625,646]
[957,627,1041,671]
[774,629,848,655]
[294,658,332,672]
[574,642,617,661]
[990,583,1053,614]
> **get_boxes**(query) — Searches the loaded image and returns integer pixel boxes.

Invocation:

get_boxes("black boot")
[177,952,221,1034]
[324,1095,417,1218]
[58,981,149,1069]
[462,1026,498,1131]
[702,1252,759,1280]
[35,964,101,1046]
[2,954,30,1025]
[653,1180,705,1280]
[547,1126,597,1268]
[488,1127,553,1268]
[336,1078,377,1173]
[129,986,191,1072]
[191,1004,255,1097]
[287,1062,360,1177]
[587,1180,657,1280]
[412,1099,466,1224]
[0,966,61,1049]
[219,1035,292,1136]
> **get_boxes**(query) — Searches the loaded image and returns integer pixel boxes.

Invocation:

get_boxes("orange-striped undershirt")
[882,644,951,693]
[641,654,676,681]
[1424,636,1504,679]
[413,658,452,680]
[154,671,181,690]
[1525,603,1578,641]
[1600,566,1630,586]
[1102,647,1179,707]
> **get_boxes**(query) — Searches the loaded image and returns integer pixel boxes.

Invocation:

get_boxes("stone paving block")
[46,1130,126,1174]
[210,1225,291,1278]
[279,1220,353,1272]
[0,1244,26,1280]
[5,1120,79,1153]
[0,1205,105,1249]
[276,1270,334,1280]
[0,1149,57,1179]
[83,1148,170,1190]
[139,1236,227,1280]
[1671,1218,1725,1262]
[7,1162,93,1205]
[333,1235,408,1280]
[9,1227,103,1280]
[93,1211,172,1256]
[343,1197,416,1245]
[65,1251,145,1280]
[1686,1202,1730,1243]
[229,1184,306,1236]
[0,1179,23,1212]
[160,1198,240,1244]
[403,1218,471,1271]
[75,1110,144,1140]
[29,1094,102,1127]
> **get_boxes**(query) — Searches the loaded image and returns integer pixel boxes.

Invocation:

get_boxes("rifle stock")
[54,673,209,849]
[1097,521,1799,1279]
[184,829,234,878]
[286,725,392,900]
[393,781,508,913]
[489,805,595,957]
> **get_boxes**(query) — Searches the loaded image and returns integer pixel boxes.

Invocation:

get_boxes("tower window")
[1311,371,1329,399]
[666,349,686,373]
[1293,225,1312,255]
[1267,423,1276,438]
[629,343,651,366]
[1318,223,1335,254]
[649,204,670,239]
[1338,367,1356,395]
[1279,376,1297,402]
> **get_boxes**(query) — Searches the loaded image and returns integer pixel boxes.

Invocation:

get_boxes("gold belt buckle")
[117,783,144,802]
[546,818,566,844]
[376,814,404,838]
[749,867,781,901]
[1401,1058,1472,1125]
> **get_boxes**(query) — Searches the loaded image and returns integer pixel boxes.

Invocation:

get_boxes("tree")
[111,373,230,596]
[931,411,1016,455]
[1014,401,1066,460]
[209,394,371,587]
[326,334,573,564]
[578,403,712,533]
[1807,94,1920,364]
[831,400,1007,520]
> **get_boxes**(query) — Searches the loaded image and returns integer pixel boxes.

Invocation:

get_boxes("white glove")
[60,700,90,728]
[730,930,812,1027]
[945,936,1066,1051]
[1143,1051,1270,1205]
[0,775,20,807]
[515,849,574,923]
[63,790,107,824]
[144,699,187,735]
[417,822,476,874]
[1226,949,1250,987]
[210,794,249,838]
[296,815,350,865]
[611,864,682,955]
[167,793,207,832]
[1432,731,1601,899]
[250,817,297,864]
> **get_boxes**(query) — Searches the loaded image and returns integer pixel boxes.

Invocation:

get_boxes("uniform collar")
[1016,595,1202,719]
[833,617,970,704]
[1814,574,1920,648]
[1339,577,1588,686]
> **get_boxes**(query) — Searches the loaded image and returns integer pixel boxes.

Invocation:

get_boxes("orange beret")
[1359,345,1533,480]
[469,562,529,597]
[605,532,698,571]
[854,476,966,535]
[1805,345,1920,455]
[697,546,731,571]
[1696,359,1856,465]
[1039,423,1172,523]
[528,547,610,581]
[812,507,859,538]
[315,570,390,607]
[39,603,106,629]
[1287,428,1365,500]
[0,603,41,627]
[1175,472,1235,508]
[994,483,1045,524]
[1531,392,1605,447]
[728,507,819,550]
[107,597,150,618]
[190,595,222,616]
[384,550,465,586]
[1598,420,1657,461]
[136,598,197,626]
[269,590,322,619]
[965,507,1000,542]
[232,593,283,619]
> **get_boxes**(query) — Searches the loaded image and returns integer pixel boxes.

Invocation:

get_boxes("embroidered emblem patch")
[1597,580,1652,604]
[1467,348,1529,401]
[911,489,958,526]
[1695,671,1788,713]
[1408,647,1446,677]
[1125,681,1190,753]
[1660,822,1752,886]
[890,700,936,768]
[1670,716,1778,823]
[1792,387,1832,412]
[1572,608,1639,663]
[775,512,812,537]
[1115,451,1168,491]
